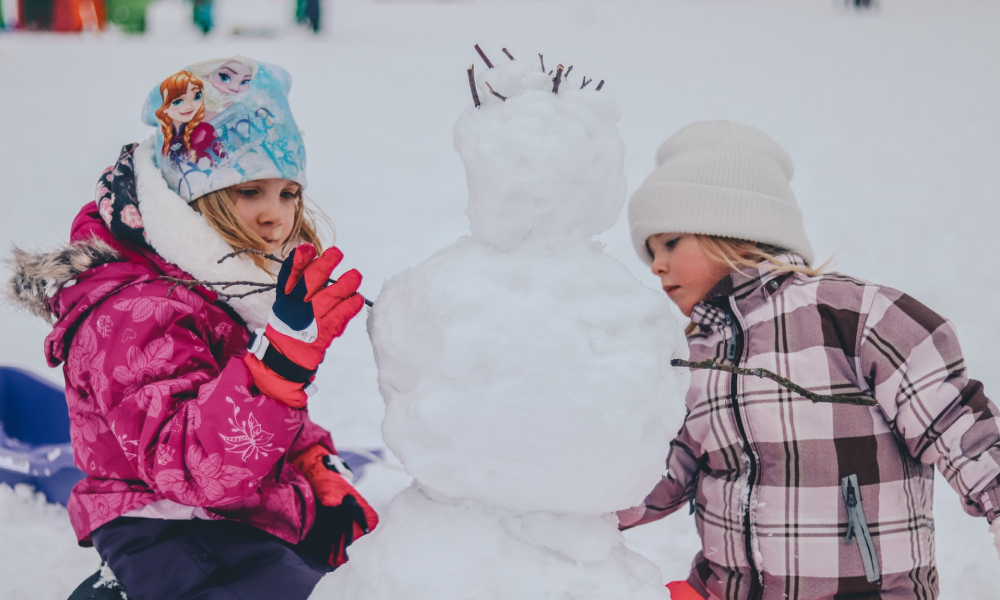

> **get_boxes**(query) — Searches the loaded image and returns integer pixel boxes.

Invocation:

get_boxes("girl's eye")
[280,190,299,199]
[219,73,230,83]
[237,189,258,197]
[241,78,251,86]
[665,237,680,250]
[171,99,183,106]
[194,92,202,101]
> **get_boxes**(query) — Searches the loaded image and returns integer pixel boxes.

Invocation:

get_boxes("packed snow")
[2,0,999,598]
[319,56,687,598]
[313,485,669,600]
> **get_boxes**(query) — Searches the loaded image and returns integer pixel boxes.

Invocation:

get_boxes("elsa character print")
[189,56,260,121]
[155,70,224,166]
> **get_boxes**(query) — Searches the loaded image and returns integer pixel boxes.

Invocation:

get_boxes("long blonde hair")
[191,188,331,274]
[684,235,829,335]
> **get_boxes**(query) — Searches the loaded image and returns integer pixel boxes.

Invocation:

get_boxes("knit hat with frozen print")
[140,56,307,203]
[628,121,814,265]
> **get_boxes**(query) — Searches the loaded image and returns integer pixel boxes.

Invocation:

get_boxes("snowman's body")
[313,57,689,600]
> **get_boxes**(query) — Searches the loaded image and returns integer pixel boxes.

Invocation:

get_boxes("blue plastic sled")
[0,366,83,505]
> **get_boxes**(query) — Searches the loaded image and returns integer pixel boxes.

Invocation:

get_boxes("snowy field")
[2,0,999,598]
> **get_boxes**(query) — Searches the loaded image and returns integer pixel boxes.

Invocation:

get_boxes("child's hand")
[244,244,365,407]
[295,445,379,568]
[616,505,646,530]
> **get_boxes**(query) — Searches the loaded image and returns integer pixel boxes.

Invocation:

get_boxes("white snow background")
[1,0,998,597]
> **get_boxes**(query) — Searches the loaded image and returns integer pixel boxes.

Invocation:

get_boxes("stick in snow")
[467,65,481,108]
[580,77,592,89]
[564,65,573,79]
[539,53,545,73]
[595,80,605,91]
[551,64,565,94]
[217,248,375,307]
[671,359,878,407]
[502,48,515,61]
[474,44,494,69]
[485,81,508,101]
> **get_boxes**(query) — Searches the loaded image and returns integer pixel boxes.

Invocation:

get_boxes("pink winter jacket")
[35,203,333,546]
[625,256,1000,600]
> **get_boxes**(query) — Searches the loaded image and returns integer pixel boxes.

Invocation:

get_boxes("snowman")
[312,48,689,600]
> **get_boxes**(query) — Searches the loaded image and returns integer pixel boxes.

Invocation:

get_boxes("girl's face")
[211,62,253,95]
[231,179,301,253]
[647,233,733,317]
[164,83,203,124]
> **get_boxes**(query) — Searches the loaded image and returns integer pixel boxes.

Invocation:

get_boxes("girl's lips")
[664,285,680,297]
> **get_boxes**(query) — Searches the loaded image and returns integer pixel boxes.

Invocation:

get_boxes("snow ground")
[1,0,999,597]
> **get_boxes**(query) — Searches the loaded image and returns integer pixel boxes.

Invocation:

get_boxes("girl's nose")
[257,197,283,226]
[651,257,670,276]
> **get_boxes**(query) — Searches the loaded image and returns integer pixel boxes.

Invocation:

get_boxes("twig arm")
[671,358,877,407]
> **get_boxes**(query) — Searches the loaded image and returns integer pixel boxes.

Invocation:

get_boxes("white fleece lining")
[133,137,275,331]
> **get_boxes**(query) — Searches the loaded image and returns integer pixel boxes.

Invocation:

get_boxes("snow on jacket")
[7,141,335,546]
[626,255,1000,600]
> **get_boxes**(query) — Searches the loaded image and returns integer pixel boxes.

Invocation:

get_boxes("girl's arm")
[618,413,701,529]
[859,287,1000,520]
[73,282,306,507]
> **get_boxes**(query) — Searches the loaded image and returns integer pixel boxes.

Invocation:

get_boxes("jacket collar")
[133,137,276,331]
[690,253,806,331]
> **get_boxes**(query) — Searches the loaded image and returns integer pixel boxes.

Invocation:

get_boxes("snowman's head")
[454,52,626,248]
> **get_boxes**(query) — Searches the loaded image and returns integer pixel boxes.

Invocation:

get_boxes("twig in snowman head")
[564,65,573,80]
[485,82,507,102]
[502,48,515,61]
[551,64,565,94]
[474,44,495,69]
[539,53,546,73]
[466,64,481,108]
[596,80,605,91]
[580,77,592,89]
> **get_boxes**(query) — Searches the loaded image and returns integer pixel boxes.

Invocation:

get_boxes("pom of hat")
[628,121,814,265]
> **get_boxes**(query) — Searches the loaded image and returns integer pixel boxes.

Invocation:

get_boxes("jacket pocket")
[841,474,881,583]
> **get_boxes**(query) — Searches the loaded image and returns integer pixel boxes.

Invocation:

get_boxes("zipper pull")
[846,481,857,508]
[725,314,737,361]
[845,480,858,541]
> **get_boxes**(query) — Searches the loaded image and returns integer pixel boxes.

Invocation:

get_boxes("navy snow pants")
[91,517,331,600]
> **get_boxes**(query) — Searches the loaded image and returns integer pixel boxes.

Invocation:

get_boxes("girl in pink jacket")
[9,57,375,599]
[621,121,1000,600]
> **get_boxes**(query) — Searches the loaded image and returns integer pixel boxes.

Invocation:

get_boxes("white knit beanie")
[628,121,814,265]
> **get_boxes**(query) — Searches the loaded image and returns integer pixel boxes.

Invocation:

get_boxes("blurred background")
[0,0,327,36]
[1,0,998,598]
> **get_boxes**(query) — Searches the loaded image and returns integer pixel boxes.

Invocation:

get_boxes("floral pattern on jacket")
[47,194,334,546]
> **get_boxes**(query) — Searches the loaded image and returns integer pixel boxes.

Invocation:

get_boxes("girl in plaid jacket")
[620,121,1000,600]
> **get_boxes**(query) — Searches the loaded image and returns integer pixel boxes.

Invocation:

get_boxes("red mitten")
[294,445,379,568]
[244,244,365,408]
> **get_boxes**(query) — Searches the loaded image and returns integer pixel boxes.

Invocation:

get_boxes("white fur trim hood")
[134,137,275,331]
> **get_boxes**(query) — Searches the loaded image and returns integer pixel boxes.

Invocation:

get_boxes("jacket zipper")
[841,474,881,583]
[725,304,763,599]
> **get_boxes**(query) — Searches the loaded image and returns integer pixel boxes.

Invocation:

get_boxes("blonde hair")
[695,235,828,278]
[191,187,331,274]
[684,235,829,335]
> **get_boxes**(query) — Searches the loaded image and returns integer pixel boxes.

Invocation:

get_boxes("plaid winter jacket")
[628,256,1000,600]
